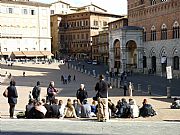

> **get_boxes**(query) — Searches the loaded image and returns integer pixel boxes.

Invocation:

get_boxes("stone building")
[0,0,52,60]
[92,30,109,65]
[51,10,122,59]
[109,0,180,76]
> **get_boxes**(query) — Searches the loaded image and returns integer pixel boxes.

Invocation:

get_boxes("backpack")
[140,104,155,117]
[32,86,39,98]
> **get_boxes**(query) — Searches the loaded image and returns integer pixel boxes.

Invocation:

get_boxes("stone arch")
[173,21,179,27]
[161,23,167,29]
[150,47,156,57]
[160,47,167,57]
[151,25,156,31]
[172,47,178,56]
[126,40,137,70]
[160,47,167,74]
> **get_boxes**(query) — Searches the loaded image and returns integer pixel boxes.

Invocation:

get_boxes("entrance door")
[151,56,156,73]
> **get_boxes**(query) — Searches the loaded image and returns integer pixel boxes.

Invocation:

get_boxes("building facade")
[92,30,109,64]
[50,0,71,15]
[51,11,122,59]
[128,0,180,75]
[0,0,52,60]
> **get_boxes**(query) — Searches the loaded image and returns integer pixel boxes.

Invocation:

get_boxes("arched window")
[161,24,167,40]
[151,26,156,41]
[173,21,180,39]
[173,56,179,70]
[151,0,156,5]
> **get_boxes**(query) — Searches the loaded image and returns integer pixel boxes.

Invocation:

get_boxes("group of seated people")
[23,97,157,119]
[108,98,157,118]
[25,98,95,119]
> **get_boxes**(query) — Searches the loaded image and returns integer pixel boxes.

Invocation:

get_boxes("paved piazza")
[0,62,180,134]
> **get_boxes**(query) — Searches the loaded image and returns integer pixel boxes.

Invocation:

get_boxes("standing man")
[32,81,41,101]
[95,74,109,122]
[76,84,88,104]
[7,80,18,118]
[123,82,128,96]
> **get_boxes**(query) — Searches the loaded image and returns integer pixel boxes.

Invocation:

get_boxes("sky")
[36,0,127,15]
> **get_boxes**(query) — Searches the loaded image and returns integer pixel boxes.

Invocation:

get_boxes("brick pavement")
[0,62,180,121]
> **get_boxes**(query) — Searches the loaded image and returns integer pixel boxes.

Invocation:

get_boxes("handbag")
[93,92,100,101]
[3,89,8,97]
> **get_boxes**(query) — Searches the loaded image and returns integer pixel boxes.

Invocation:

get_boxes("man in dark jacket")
[50,99,60,118]
[32,81,41,101]
[7,80,18,118]
[76,84,88,104]
[95,74,109,122]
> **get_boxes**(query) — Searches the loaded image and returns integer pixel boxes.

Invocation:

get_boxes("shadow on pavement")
[151,97,173,103]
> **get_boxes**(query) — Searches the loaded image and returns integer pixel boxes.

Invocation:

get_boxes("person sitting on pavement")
[170,97,180,109]
[62,99,78,119]
[58,100,66,118]
[81,99,91,118]
[129,99,139,118]
[116,98,131,118]
[139,99,157,117]
[76,84,88,104]
[90,100,97,117]
[27,101,47,119]
[41,99,52,118]
[73,99,81,117]
[108,99,117,118]
[50,99,60,118]
[25,98,34,118]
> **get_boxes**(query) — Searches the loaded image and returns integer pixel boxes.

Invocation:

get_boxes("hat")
[99,74,105,80]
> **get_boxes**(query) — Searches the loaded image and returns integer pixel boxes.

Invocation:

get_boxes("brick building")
[128,0,180,75]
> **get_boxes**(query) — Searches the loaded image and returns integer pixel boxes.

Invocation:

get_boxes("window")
[23,9,28,14]
[151,26,156,41]
[143,29,147,42]
[17,48,20,51]
[50,10,54,15]
[31,9,35,15]
[151,30,156,41]
[25,48,28,51]
[173,22,180,39]
[94,20,98,26]
[173,56,179,70]
[8,8,13,14]
[4,48,7,51]
[151,0,156,5]
[161,29,167,40]
[161,24,167,40]
[44,48,47,51]
[103,21,107,27]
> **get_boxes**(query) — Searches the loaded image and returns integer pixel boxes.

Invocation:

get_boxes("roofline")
[0,1,51,7]
[51,0,70,5]
[64,11,123,18]
[108,18,128,25]
[78,3,107,12]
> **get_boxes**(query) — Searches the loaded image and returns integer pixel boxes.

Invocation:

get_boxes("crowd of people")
[3,73,179,121]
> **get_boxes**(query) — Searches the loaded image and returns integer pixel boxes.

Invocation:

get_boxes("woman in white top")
[129,99,139,118]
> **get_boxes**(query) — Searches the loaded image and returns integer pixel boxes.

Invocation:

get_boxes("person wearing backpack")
[139,99,157,117]
[32,81,41,101]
